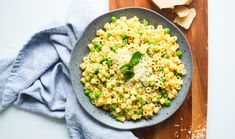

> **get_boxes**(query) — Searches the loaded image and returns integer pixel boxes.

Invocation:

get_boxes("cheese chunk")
[152,0,175,9]
[174,8,196,29]
[152,0,193,9]
[174,6,190,17]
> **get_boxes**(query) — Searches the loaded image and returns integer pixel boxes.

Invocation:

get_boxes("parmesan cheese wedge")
[152,0,193,9]
[174,8,196,29]
[174,6,190,17]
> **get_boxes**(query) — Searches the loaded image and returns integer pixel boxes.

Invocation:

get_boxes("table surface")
[0,0,235,139]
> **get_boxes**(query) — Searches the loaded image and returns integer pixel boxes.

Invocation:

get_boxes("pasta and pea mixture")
[80,16,186,122]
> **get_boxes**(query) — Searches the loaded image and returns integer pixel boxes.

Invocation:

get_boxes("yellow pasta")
[80,16,186,122]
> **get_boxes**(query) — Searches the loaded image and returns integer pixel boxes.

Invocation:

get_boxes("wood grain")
[110,0,208,138]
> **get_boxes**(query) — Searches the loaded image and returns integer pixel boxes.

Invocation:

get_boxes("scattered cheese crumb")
[175,6,190,17]
[173,115,207,138]
[152,0,193,9]
[174,131,179,138]
[174,8,196,29]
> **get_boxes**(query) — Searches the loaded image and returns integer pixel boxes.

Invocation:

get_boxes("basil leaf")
[119,64,130,73]
[129,52,142,66]
[123,70,135,80]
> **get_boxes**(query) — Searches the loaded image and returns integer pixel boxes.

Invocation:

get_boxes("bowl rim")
[69,6,193,130]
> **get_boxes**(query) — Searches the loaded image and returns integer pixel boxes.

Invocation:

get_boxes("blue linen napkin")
[0,0,137,138]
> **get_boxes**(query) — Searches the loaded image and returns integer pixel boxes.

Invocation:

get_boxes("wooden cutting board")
[110,0,208,139]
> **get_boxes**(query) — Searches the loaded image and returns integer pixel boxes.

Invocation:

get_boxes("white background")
[0,0,234,138]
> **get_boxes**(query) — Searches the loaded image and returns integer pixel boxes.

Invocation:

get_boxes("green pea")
[88,45,95,52]
[111,46,118,52]
[97,44,102,51]
[121,33,126,39]
[157,97,161,103]
[163,93,168,98]
[164,28,171,33]
[106,60,112,66]
[94,68,99,74]
[159,66,164,71]
[147,47,150,53]
[95,92,101,98]
[148,41,157,45]
[111,16,117,22]
[106,73,111,79]
[136,96,141,101]
[149,82,156,87]
[83,82,88,86]
[119,112,125,116]
[108,112,115,118]
[165,99,171,107]
[115,118,120,121]
[176,49,183,57]
[116,82,121,87]
[140,100,146,105]
[119,93,124,98]
[142,19,148,26]
[124,108,130,113]
[100,56,107,63]
[160,89,167,95]
[89,94,96,100]
[163,54,169,59]
[122,38,128,46]
[135,109,142,115]
[89,73,94,78]
[84,89,91,95]
[174,72,182,77]
[111,104,117,109]
[93,41,101,47]
[161,76,167,82]
[102,82,107,87]
[107,33,112,38]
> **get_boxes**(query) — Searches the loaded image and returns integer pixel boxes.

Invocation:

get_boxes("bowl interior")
[70,7,192,130]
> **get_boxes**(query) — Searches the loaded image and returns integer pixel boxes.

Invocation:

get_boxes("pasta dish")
[80,16,186,122]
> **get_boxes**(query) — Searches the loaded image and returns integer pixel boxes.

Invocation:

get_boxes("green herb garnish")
[129,52,142,66]
[123,70,135,80]
[119,51,142,81]
[119,64,131,73]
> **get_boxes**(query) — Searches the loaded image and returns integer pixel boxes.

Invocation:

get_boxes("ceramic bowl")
[70,7,192,129]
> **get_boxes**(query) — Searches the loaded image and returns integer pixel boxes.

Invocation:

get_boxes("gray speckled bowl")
[69,7,192,130]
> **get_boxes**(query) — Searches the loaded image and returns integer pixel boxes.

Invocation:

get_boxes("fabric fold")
[0,23,137,139]
[0,0,138,138]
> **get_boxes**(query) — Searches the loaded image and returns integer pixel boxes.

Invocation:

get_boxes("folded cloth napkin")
[0,0,137,138]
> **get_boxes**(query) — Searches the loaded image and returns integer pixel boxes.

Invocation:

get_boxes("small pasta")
[80,16,186,122]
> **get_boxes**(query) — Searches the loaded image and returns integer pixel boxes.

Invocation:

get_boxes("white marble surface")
[207,0,235,138]
[0,0,235,138]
